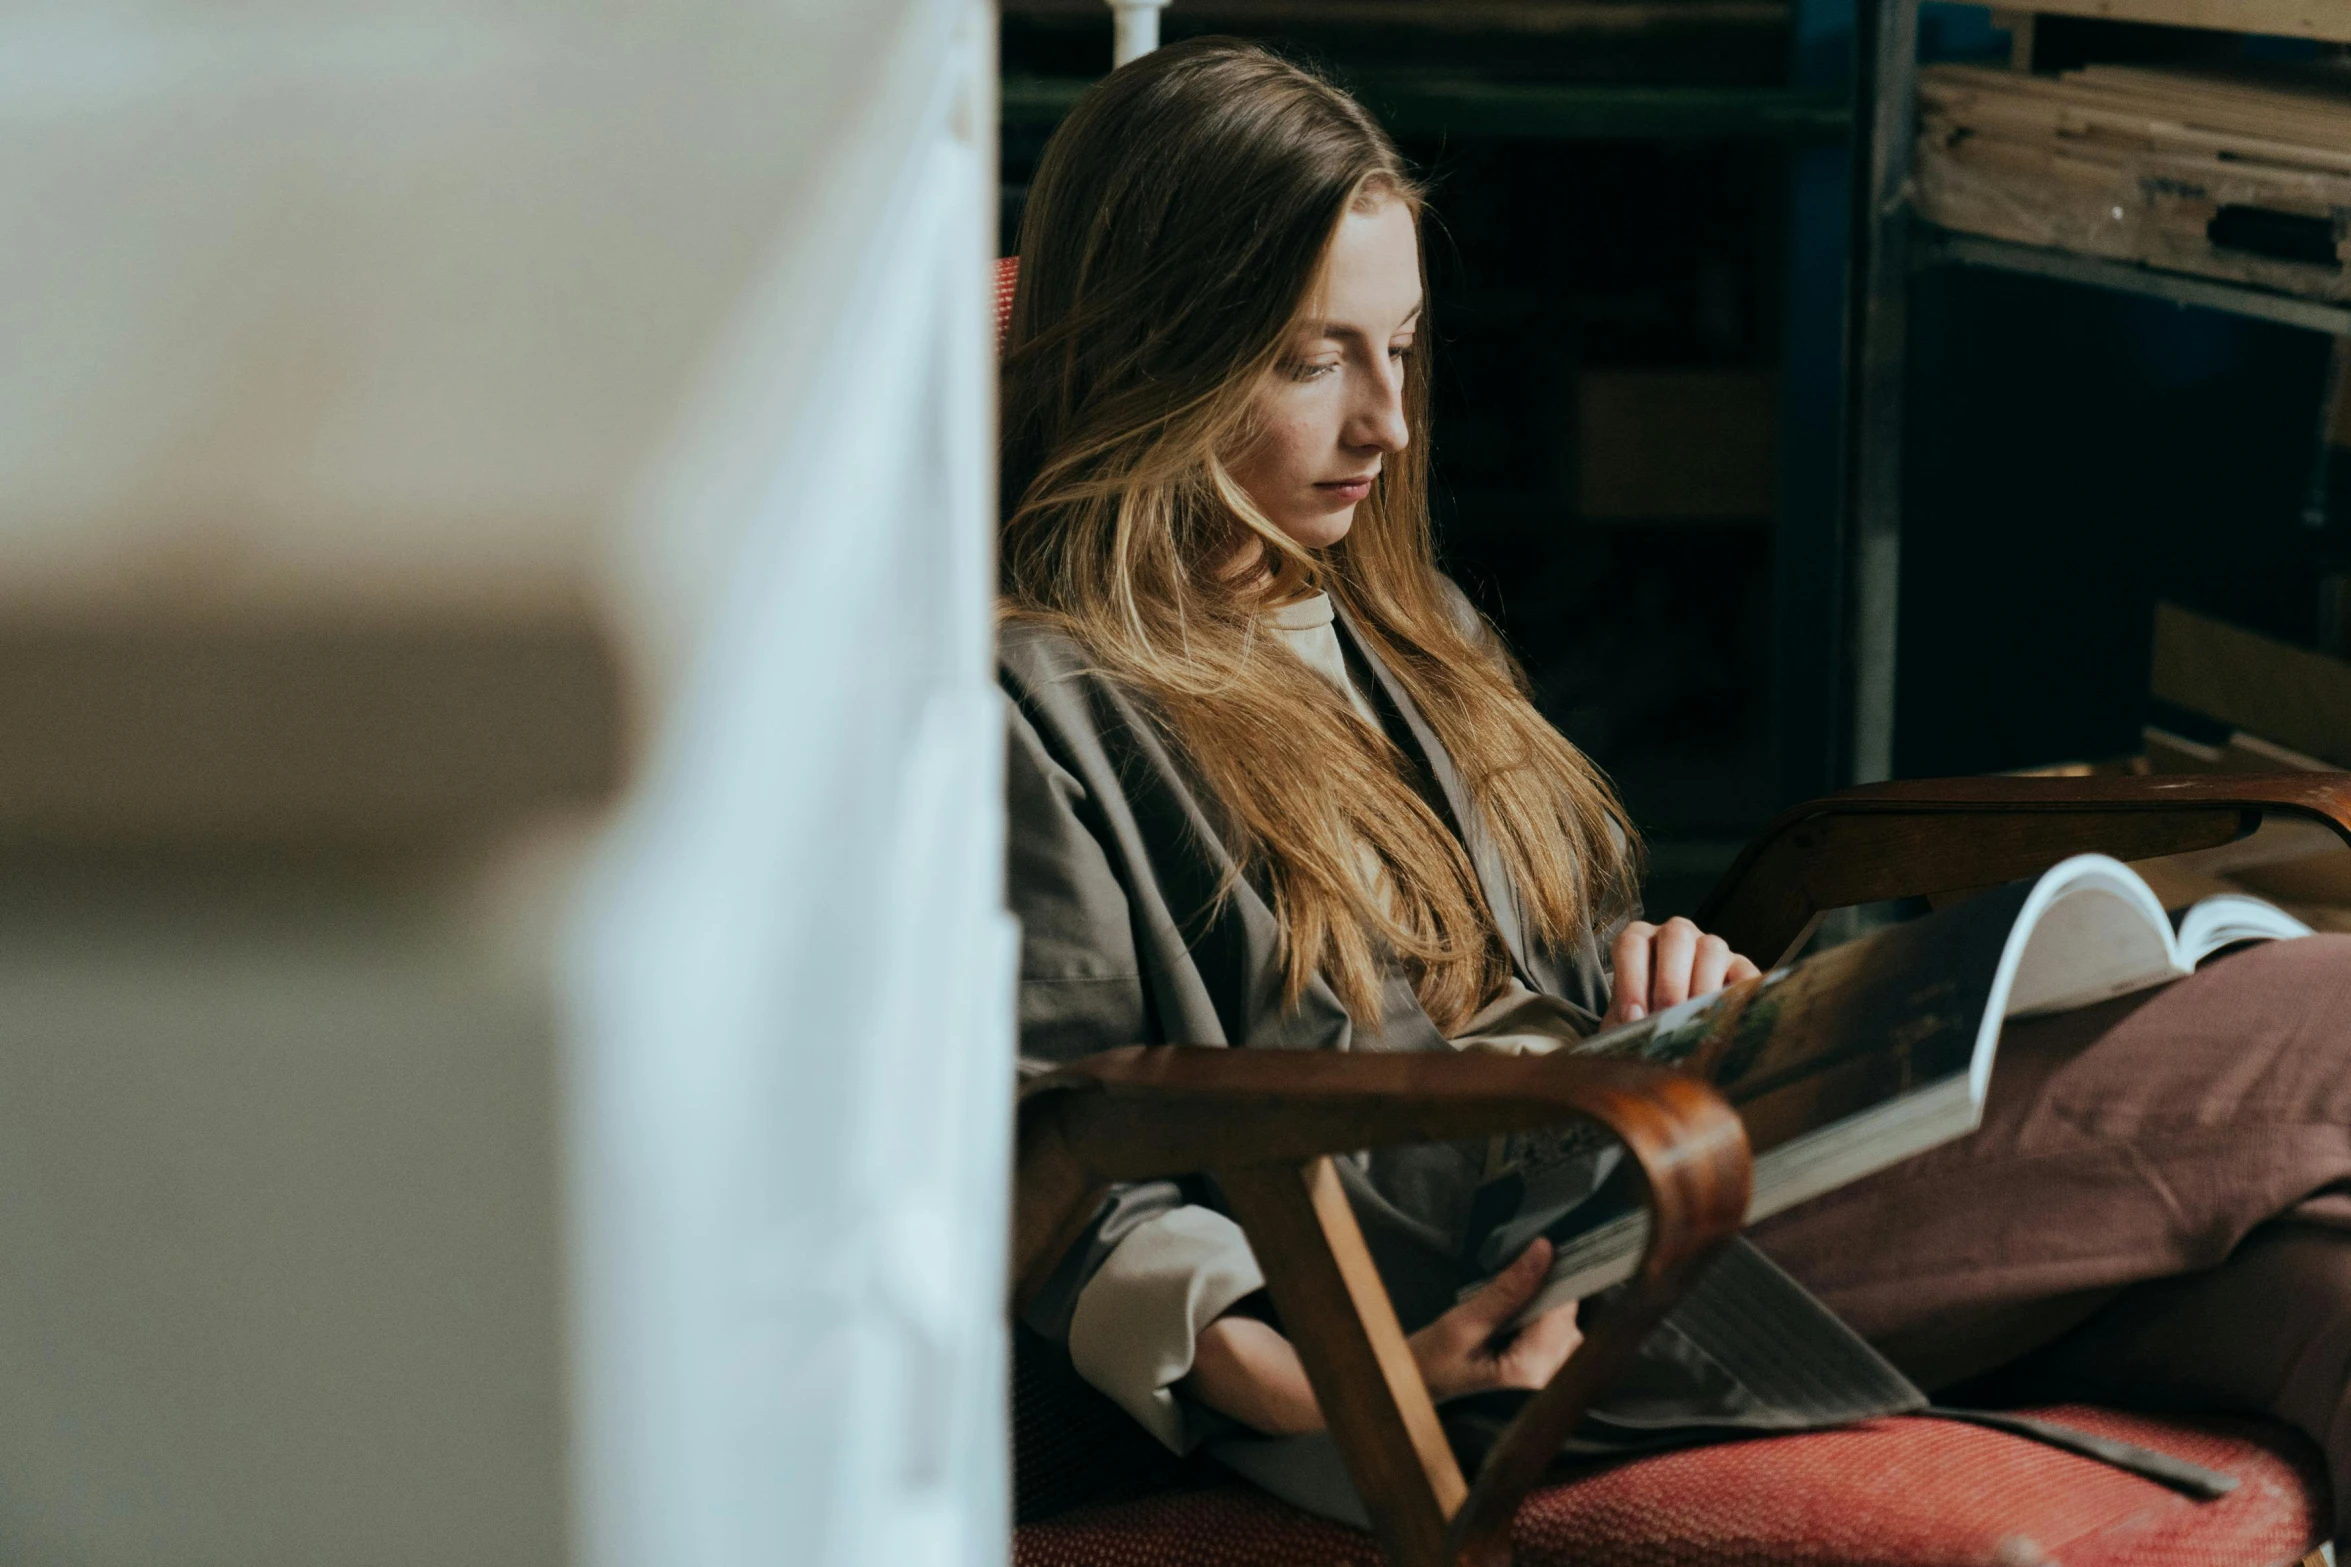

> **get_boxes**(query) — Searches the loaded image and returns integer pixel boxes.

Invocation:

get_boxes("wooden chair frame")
[1013,773,2351,1567]
[1699,773,2351,966]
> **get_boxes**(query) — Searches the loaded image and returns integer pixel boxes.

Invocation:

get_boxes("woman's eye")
[1389,342,1413,362]
[1292,360,1339,382]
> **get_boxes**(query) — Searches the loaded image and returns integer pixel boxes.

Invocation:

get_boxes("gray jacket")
[1001,595,1920,1512]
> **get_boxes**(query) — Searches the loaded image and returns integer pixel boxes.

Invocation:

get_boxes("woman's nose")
[1350,357,1410,454]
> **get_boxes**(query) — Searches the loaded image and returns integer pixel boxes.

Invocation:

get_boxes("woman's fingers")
[1610,921,1760,1027]
[1690,931,1734,998]
[1496,1301,1584,1390]
[1650,917,1701,1009]
[1409,1239,1555,1401]
[1450,1237,1553,1336]
[1609,922,1656,1024]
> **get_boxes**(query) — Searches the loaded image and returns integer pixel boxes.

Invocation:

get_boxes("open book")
[1465,855,2312,1323]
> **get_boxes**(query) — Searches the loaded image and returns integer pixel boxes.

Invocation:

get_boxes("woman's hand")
[1407,1237,1582,1402]
[1605,915,1760,1028]
[1183,1239,1582,1436]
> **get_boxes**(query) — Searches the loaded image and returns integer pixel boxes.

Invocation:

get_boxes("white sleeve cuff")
[1066,1205,1266,1453]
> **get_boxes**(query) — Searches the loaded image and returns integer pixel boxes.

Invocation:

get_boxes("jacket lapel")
[1331,597,1539,988]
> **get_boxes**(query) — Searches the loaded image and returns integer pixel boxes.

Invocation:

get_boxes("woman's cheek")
[1267,410,1328,489]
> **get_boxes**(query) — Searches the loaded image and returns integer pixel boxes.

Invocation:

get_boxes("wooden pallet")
[1914,61,2351,304]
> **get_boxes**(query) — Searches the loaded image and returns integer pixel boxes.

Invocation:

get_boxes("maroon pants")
[1751,934,2351,1537]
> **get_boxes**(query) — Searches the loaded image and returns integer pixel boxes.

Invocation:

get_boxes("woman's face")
[1226,194,1421,552]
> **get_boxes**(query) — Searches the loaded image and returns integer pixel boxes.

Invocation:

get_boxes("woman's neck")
[1215,533,1321,608]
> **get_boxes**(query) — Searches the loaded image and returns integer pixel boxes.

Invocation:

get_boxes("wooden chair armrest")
[1015,1046,1751,1567]
[1014,1046,1746,1302]
[1697,771,2351,967]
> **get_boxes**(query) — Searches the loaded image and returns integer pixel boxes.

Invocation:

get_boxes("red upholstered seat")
[1014,1405,2327,1567]
[996,255,1020,343]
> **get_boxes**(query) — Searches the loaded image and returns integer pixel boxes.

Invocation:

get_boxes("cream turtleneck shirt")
[1266,591,1380,727]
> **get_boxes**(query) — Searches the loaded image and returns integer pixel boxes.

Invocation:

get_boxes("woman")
[1000,37,2351,1537]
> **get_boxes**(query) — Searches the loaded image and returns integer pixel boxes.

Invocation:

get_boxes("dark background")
[999,1,2347,915]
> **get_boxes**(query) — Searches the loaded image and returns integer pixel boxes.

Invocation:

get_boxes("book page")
[1471,880,2036,1285]
[1999,858,2186,1021]
[1477,856,2190,1319]
[2175,894,2313,965]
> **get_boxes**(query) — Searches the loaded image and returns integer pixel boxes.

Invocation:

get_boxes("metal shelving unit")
[1917,232,2351,340]
[1831,0,2351,787]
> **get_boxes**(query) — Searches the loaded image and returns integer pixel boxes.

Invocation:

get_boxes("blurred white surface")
[0,3,895,619]
[0,836,582,1564]
[0,1,1011,1562]
[572,1,1014,1563]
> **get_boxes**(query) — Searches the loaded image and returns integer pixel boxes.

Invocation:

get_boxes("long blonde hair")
[1000,38,1638,1032]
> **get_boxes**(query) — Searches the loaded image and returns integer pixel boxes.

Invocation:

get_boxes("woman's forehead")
[1303,198,1422,336]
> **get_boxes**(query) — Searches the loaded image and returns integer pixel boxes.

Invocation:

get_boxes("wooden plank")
[2067,64,2351,149]
[1914,62,2351,306]
[0,613,623,847]
[2075,61,2351,115]
[1924,61,2351,143]
[2153,602,2351,766]
[1920,64,2351,177]
[2013,0,2351,45]
[1217,1158,1464,1567]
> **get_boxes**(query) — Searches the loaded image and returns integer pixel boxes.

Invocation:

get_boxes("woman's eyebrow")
[1302,307,1424,344]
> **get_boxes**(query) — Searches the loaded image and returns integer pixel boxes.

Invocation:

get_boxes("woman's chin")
[1279,505,1357,550]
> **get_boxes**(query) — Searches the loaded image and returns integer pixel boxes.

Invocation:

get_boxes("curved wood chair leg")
[1445,1074,1750,1566]
[1219,1157,1466,1567]
[1202,1066,1749,1567]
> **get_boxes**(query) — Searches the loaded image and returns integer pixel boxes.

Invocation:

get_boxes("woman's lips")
[1316,476,1375,504]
